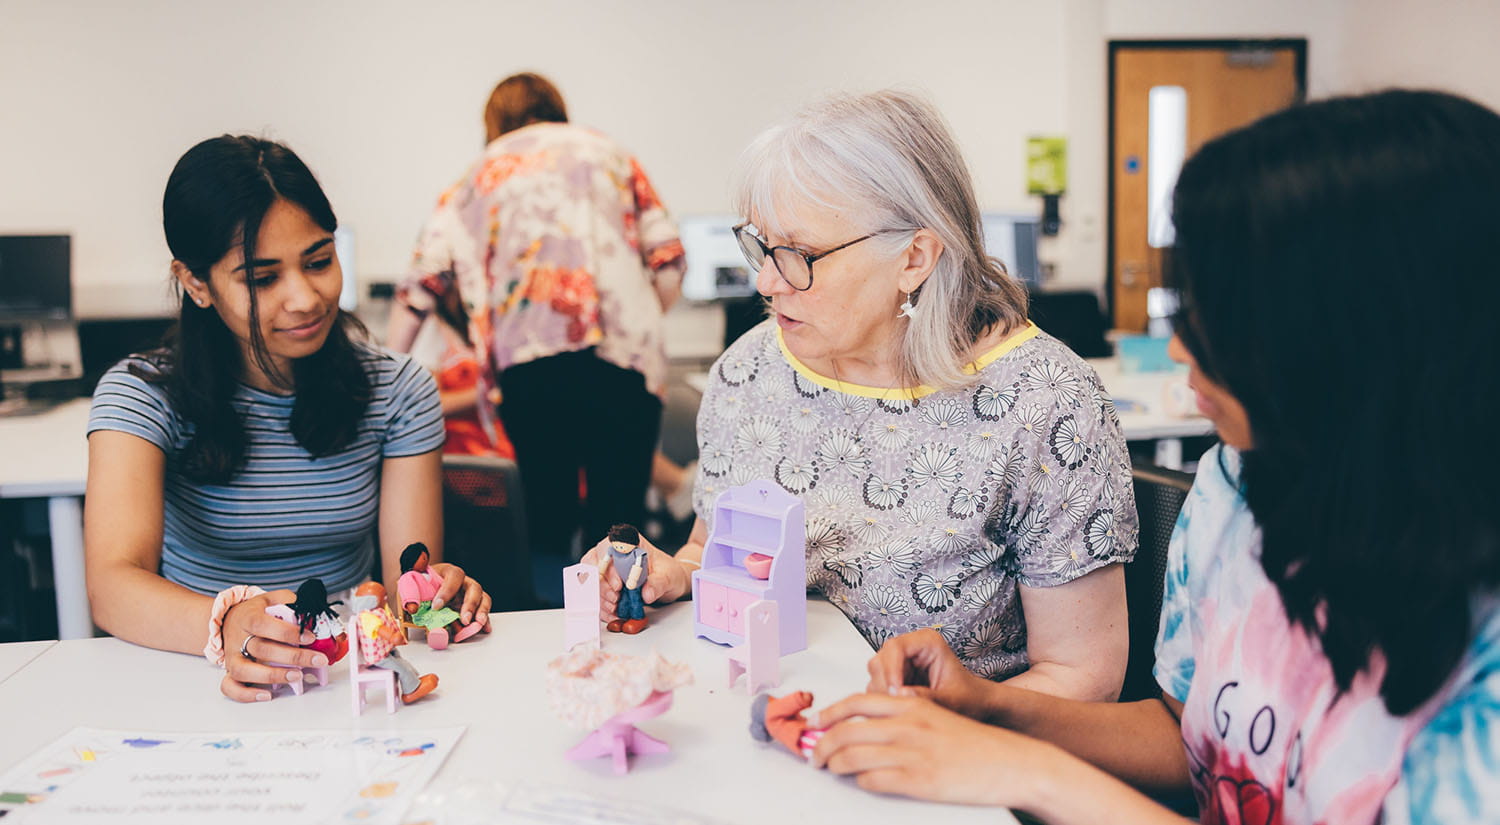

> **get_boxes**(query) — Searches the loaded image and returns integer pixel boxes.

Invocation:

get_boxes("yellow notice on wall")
[1027,136,1068,195]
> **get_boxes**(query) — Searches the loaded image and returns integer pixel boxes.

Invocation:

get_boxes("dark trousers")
[497,349,662,567]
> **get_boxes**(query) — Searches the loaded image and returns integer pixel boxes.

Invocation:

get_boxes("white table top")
[0,640,55,685]
[0,397,90,498]
[1086,358,1215,441]
[0,601,1018,825]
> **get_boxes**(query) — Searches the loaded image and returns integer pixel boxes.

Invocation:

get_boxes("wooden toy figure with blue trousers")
[600,524,649,634]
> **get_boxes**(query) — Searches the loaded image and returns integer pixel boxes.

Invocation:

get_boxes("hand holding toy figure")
[581,527,692,624]
[220,589,331,703]
[590,524,651,634]
[397,542,487,649]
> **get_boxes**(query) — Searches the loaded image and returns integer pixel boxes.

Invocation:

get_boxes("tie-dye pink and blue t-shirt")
[1155,444,1499,824]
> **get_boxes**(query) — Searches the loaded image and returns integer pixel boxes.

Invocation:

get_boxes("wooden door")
[1110,42,1304,331]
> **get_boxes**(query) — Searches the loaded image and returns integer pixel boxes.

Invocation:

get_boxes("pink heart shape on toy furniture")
[757,613,772,625]
[576,570,590,585]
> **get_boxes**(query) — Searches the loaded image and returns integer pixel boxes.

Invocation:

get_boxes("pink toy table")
[564,690,674,775]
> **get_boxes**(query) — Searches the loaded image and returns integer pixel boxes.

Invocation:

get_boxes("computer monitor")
[981,213,1042,286]
[0,235,71,321]
[679,215,755,302]
[679,213,1043,295]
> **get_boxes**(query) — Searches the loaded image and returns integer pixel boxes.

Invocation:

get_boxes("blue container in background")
[1116,335,1178,373]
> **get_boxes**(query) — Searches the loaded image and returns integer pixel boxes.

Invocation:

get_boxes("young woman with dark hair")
[85,135,492,703]
[805,89,1500,823]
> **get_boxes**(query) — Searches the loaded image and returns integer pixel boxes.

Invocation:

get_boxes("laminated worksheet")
[0,727,464,824]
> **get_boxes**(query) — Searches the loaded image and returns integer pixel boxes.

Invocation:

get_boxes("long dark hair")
[143,135,373,483]
[1167,89,1500,714]
[290,578,341,634]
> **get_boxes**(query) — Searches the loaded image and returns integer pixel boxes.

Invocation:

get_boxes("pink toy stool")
[565,690,674,775]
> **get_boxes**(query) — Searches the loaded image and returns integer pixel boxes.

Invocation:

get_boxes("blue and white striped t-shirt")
[87,347,445,594]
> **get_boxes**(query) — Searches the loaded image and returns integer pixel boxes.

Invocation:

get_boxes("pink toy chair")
[565,690,674,775]
[348,615,398,715]
[728,600,781,695]
[263,604,330,696]
[562,562,602,651]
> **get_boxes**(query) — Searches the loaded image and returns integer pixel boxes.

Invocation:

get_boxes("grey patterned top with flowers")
[693,320,1138,679]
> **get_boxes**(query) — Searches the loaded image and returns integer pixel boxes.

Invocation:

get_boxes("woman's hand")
[866,628,995,721]
[809,692,1066,809]
[428,561,493,632]
[581,534,692,621]
[220,589,328,703]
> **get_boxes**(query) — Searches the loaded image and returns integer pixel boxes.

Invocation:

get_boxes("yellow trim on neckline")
[775,321,1039,400]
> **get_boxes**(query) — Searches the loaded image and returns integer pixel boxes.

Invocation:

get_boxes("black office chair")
[1121,463,1196,703]
[1025,288,1112,358]
[440,454,536,613]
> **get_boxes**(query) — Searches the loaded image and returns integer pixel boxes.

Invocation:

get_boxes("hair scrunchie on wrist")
[204,585,266,668]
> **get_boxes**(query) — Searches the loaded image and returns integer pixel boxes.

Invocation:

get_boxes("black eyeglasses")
[732,223,891,291]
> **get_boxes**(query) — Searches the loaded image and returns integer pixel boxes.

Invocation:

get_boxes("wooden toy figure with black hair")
[397,542,483,650]
[599,524,649,634]
[290,578,348,664]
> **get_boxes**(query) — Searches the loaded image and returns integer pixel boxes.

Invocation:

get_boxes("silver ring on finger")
[239,634,257,663]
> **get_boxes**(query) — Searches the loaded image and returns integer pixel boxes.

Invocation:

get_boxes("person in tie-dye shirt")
[808,90,1500,824]
[388,73,685,566]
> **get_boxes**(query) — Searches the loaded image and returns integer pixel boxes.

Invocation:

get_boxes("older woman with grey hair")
[586,90,1136,701]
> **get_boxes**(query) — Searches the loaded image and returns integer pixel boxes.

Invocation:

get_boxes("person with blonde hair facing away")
[388,72,685,571]
[586,90,1137,701]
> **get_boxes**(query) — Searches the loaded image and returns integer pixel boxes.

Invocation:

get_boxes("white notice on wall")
[0,727,464,824]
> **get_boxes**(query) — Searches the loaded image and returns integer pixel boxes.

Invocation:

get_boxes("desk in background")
[1086,358,1215,468]
[0,398,90,640]
[0,601,1020,825]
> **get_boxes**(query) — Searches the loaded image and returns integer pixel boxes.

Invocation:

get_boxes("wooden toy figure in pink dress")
[397,542,483,650]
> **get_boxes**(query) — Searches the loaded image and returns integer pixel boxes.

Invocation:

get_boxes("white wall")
[0,0,1069,315]
[2,0,1498,315]
[1342,0,1500,110]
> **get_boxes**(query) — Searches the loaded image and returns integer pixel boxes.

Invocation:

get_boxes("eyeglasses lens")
[772,248,812,290]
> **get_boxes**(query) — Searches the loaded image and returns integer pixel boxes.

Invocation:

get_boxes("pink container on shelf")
[743,553,773,580]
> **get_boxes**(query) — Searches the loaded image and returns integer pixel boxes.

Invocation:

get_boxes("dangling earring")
[898,292,917,319]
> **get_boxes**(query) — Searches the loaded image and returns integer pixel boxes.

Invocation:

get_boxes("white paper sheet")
[0,727,464,824]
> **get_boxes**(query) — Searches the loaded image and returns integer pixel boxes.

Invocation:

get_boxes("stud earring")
[898,292,916,319]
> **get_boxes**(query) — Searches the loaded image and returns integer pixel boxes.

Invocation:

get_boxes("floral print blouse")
[1156,445,1500,824]
[399,122,685,399]
[693,321,1138,679]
